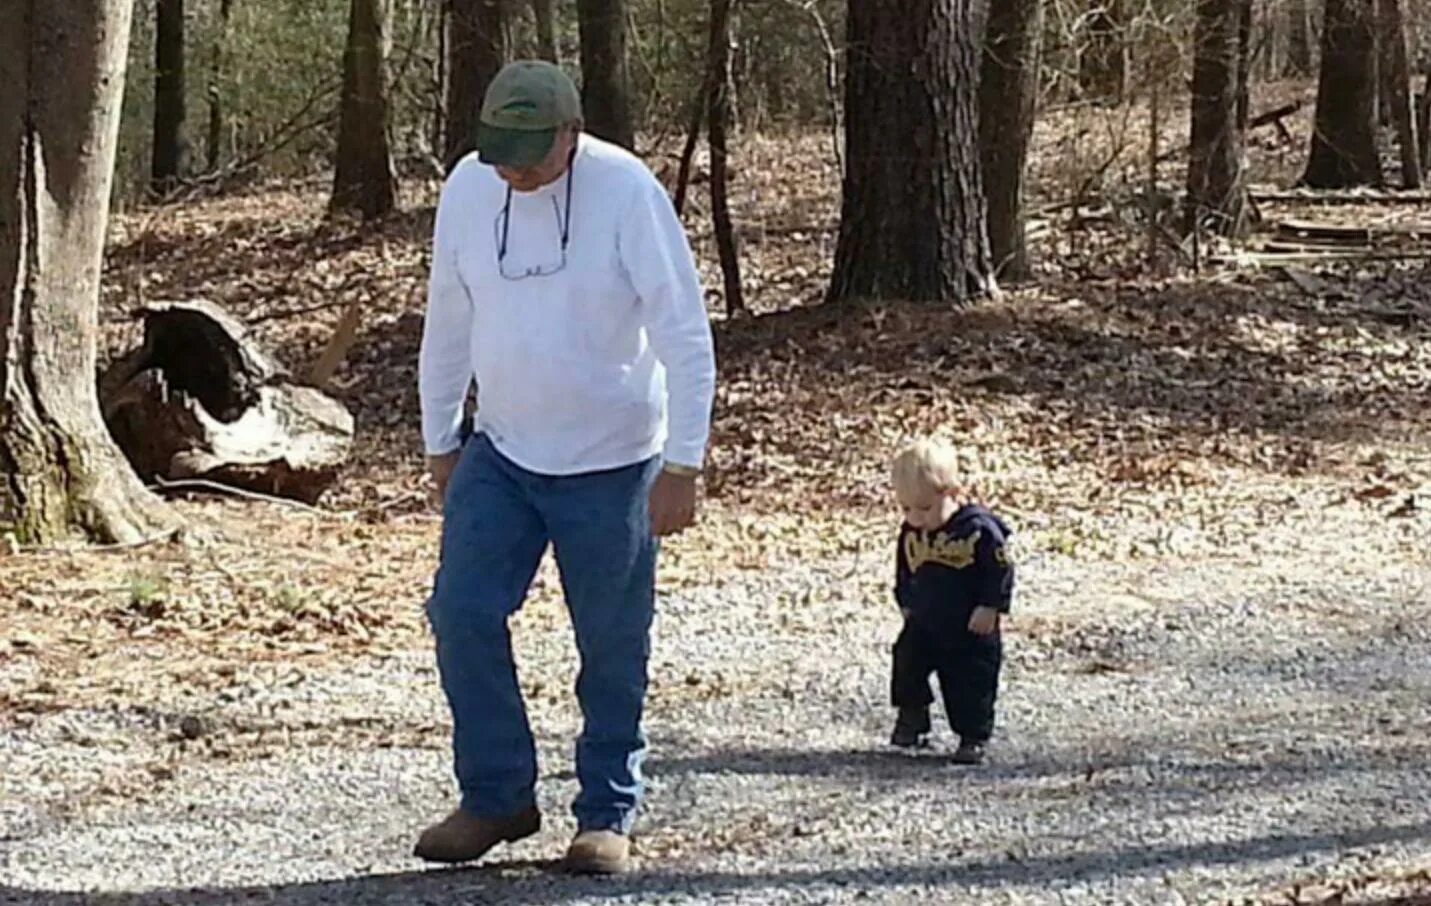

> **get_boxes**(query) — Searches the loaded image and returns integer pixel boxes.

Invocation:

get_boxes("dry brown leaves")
[5,107,1431,720]
[1235,864,1431,905]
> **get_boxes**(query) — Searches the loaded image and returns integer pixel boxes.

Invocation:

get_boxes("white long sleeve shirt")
[419,135,716,475]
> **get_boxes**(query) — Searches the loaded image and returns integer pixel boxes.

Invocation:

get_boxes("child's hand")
[968,606,1000,636]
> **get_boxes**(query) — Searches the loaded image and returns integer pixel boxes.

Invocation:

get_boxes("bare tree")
[577,0,634,148]
[446,0,506,167]
[435,0,449,158]
[673,81,706,217]
[1186,0,1253,236]
[1237,0,1253,129]
[706,0,744,316]
[1,0,175,544]
[1079,1,1127,104]
[1255,0,1285,78]
[1286,0,1316,75]
[1419,73,1431,172]
[1302,0,1381,188]
[979,0,1043,283]
[332,0,398,217]
[1378,0,1422,187]
[206,0,236,172]
[153,0,187,192]
[829,0,993,304]
[532,0,559,63]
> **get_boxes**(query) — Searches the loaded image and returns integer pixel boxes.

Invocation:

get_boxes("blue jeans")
[426,433,659,834]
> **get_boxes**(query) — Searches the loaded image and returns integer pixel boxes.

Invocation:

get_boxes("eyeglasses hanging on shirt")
[494,156,575,281]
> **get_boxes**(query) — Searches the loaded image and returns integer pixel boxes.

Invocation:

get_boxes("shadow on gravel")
[637,744,1431,788]
[6,820,1430,906]
[641,748,1114,781]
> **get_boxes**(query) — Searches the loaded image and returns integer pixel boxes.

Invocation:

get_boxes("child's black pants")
[890,621,1002,743]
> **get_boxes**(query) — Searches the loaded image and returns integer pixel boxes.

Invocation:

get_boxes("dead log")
[100,300,355,504]
[1248,100,1302,130]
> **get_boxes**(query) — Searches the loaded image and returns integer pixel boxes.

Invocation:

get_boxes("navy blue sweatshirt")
[895,504,1015,636]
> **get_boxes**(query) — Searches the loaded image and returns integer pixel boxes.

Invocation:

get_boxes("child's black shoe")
[952,739,986,765]
[890,706,931,749]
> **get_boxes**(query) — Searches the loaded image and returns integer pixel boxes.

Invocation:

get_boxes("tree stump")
[100,301,355,504]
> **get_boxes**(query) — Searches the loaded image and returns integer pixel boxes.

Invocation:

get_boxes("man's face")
[496,126,578,192]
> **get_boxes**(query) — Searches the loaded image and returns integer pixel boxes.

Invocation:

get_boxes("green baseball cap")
[476,61,583,168]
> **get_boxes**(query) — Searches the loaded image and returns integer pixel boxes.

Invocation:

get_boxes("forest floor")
[3,88,1431,904]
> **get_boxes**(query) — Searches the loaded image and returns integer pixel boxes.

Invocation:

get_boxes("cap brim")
[476,123,557,167]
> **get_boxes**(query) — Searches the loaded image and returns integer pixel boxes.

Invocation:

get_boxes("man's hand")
[649,469,698,537]
[428,451,461,506]
[968,605,1001,636]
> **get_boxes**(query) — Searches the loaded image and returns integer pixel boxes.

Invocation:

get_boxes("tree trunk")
[979,0,1043,283]
[445,0,506,168]
[829,0,993,305]
[152,0,187,193]
[673,84,706,217]
[1302,0,1381,187]
[1,0,176,545]
[1379,0,1422,186]
[206,0,235,172]
[1286,0,1315,74]
[800,0,844,173]
[1237,0,1253,130]
[332,0,398,218]
[726,2,744,130]
[1079,0,1126,104]
[532,0,559,62]
[1257,0,1283,80]
[706,0,743,316]
[1418,75,1431,171]
[576,0,634,148]
[1186,0,1252,236]
[435,0,449,161]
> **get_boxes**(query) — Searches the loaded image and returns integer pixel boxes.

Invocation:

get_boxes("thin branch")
[191,78,343,188]
[17,529,183,556]
[150,476,346,517]
[778,0,843,174]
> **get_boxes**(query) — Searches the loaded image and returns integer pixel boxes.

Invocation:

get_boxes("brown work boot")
[563,829,632,874]
[413,806,541,864]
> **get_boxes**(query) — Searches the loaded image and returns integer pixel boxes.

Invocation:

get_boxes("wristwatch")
[661,462,701,478]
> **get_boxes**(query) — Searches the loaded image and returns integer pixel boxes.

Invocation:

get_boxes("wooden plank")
[1363,221,1431,236]
[308,299,363,389]
[1215,250,1431,265]
[1261,240,1376,254]
[1275,218,1431,238]
[1276,266,1338,297]
[1275,219,1374,243]
[1251,188,1431,204]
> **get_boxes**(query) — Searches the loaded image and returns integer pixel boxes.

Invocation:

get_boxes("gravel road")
[4,520,1430,905]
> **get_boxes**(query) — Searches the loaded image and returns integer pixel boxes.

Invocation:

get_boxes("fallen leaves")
[1239,865,1431,906]
[4,124,1430,723]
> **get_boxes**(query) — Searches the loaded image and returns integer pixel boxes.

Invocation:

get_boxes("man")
[414,60,716,875]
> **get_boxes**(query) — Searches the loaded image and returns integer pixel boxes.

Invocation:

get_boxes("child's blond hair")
[892,438,961,497]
